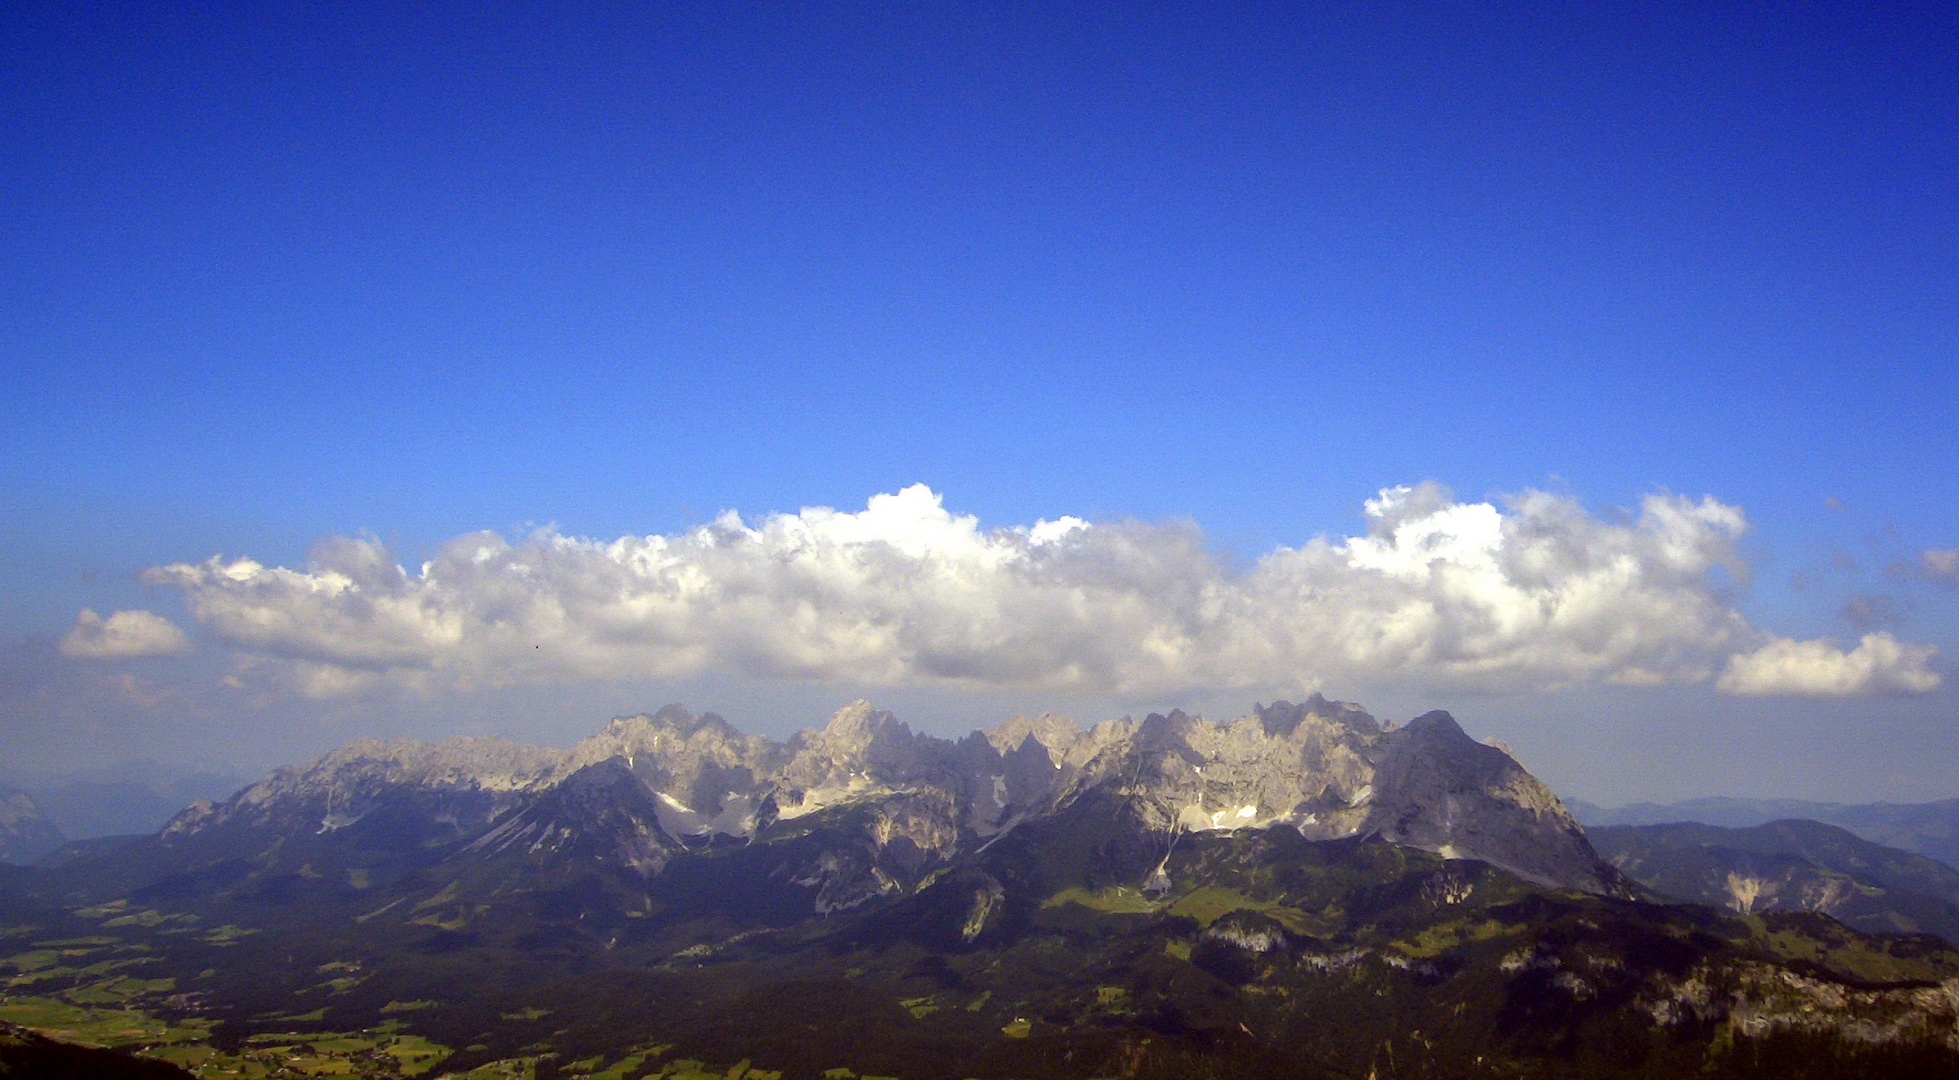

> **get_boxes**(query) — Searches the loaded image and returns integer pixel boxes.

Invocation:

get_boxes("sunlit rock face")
[1022,699,1613,893]
[567,706,785,838]
[162,695,1620,896]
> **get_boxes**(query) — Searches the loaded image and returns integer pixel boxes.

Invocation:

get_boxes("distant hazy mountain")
[1571,796,1959,869]
[4,762,254,841]
[1571,797,1844,829]
[1591,819,1959,943]
[0,787,64,864]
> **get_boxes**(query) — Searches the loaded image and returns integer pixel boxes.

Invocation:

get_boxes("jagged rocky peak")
[972,714,1080,822]
[585,703,750,750]
[261,734,570,797]
[768,702,949,820]
[1252,693,1379,738]
[574,706,778,781]
[569,705,782,838]
[1059,696,1384,826]
[788,700,933,769]
[574,705,762,767]
[980,712,1083,763]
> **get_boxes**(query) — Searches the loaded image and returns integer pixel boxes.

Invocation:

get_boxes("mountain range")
[2,698,1957,1079]
[1572,797,1959,870]
[149,696,1617,897]
[0,764,256,853]
[1591,819,1959,944]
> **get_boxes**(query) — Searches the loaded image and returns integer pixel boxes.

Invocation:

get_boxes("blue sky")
[3,2,1956,802]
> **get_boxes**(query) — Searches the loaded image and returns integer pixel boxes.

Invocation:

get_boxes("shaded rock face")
[160,695,1619,897]
[162,734,566,844]
[1371,711,1614,892]
[0,788,65,865]
[465,758,680,879]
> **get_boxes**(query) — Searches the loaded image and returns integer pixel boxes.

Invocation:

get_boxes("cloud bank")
[59,609,191,659]
[144,484,1942,699]
[1718,632,1942,697]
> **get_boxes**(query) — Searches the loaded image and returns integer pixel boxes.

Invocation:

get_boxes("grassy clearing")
[64,974,177,1003]
[5,949,68,972]
[1040,886,1162,915]
[1163,885,1316,931]
[1044,882,1339,937]
[581,1052,645,1078]
[386,1034,450,1074]
[1392,919,1510,958]
[149,1027,456,1077]
[0,995,209,1047]
[103,909,197,929]
[446,1056,540,1079]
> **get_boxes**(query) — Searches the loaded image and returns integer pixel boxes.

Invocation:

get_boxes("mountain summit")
[0,786,64,864]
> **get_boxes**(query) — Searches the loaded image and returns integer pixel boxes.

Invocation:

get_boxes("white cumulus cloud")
[59,609,192,659]
[141,483,1941,699]
[1717,632,1942,697]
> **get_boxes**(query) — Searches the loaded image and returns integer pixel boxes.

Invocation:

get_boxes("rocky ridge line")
[164,695,1621,894]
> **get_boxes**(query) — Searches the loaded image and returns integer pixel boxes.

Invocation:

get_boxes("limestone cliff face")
[162,695,1621,895]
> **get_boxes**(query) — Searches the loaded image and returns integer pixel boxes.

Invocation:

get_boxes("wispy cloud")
[144,484,1940,699]
[1924,547,1959,585]
[59,609,191,659]
[1840,593,1907,632]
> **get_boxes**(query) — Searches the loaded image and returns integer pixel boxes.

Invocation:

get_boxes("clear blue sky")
[3,2,1956,801]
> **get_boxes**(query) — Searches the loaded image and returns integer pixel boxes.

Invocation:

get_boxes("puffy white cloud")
[142,484,1941,699]
[1718,632,1942,697]
[59,609,191,659]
